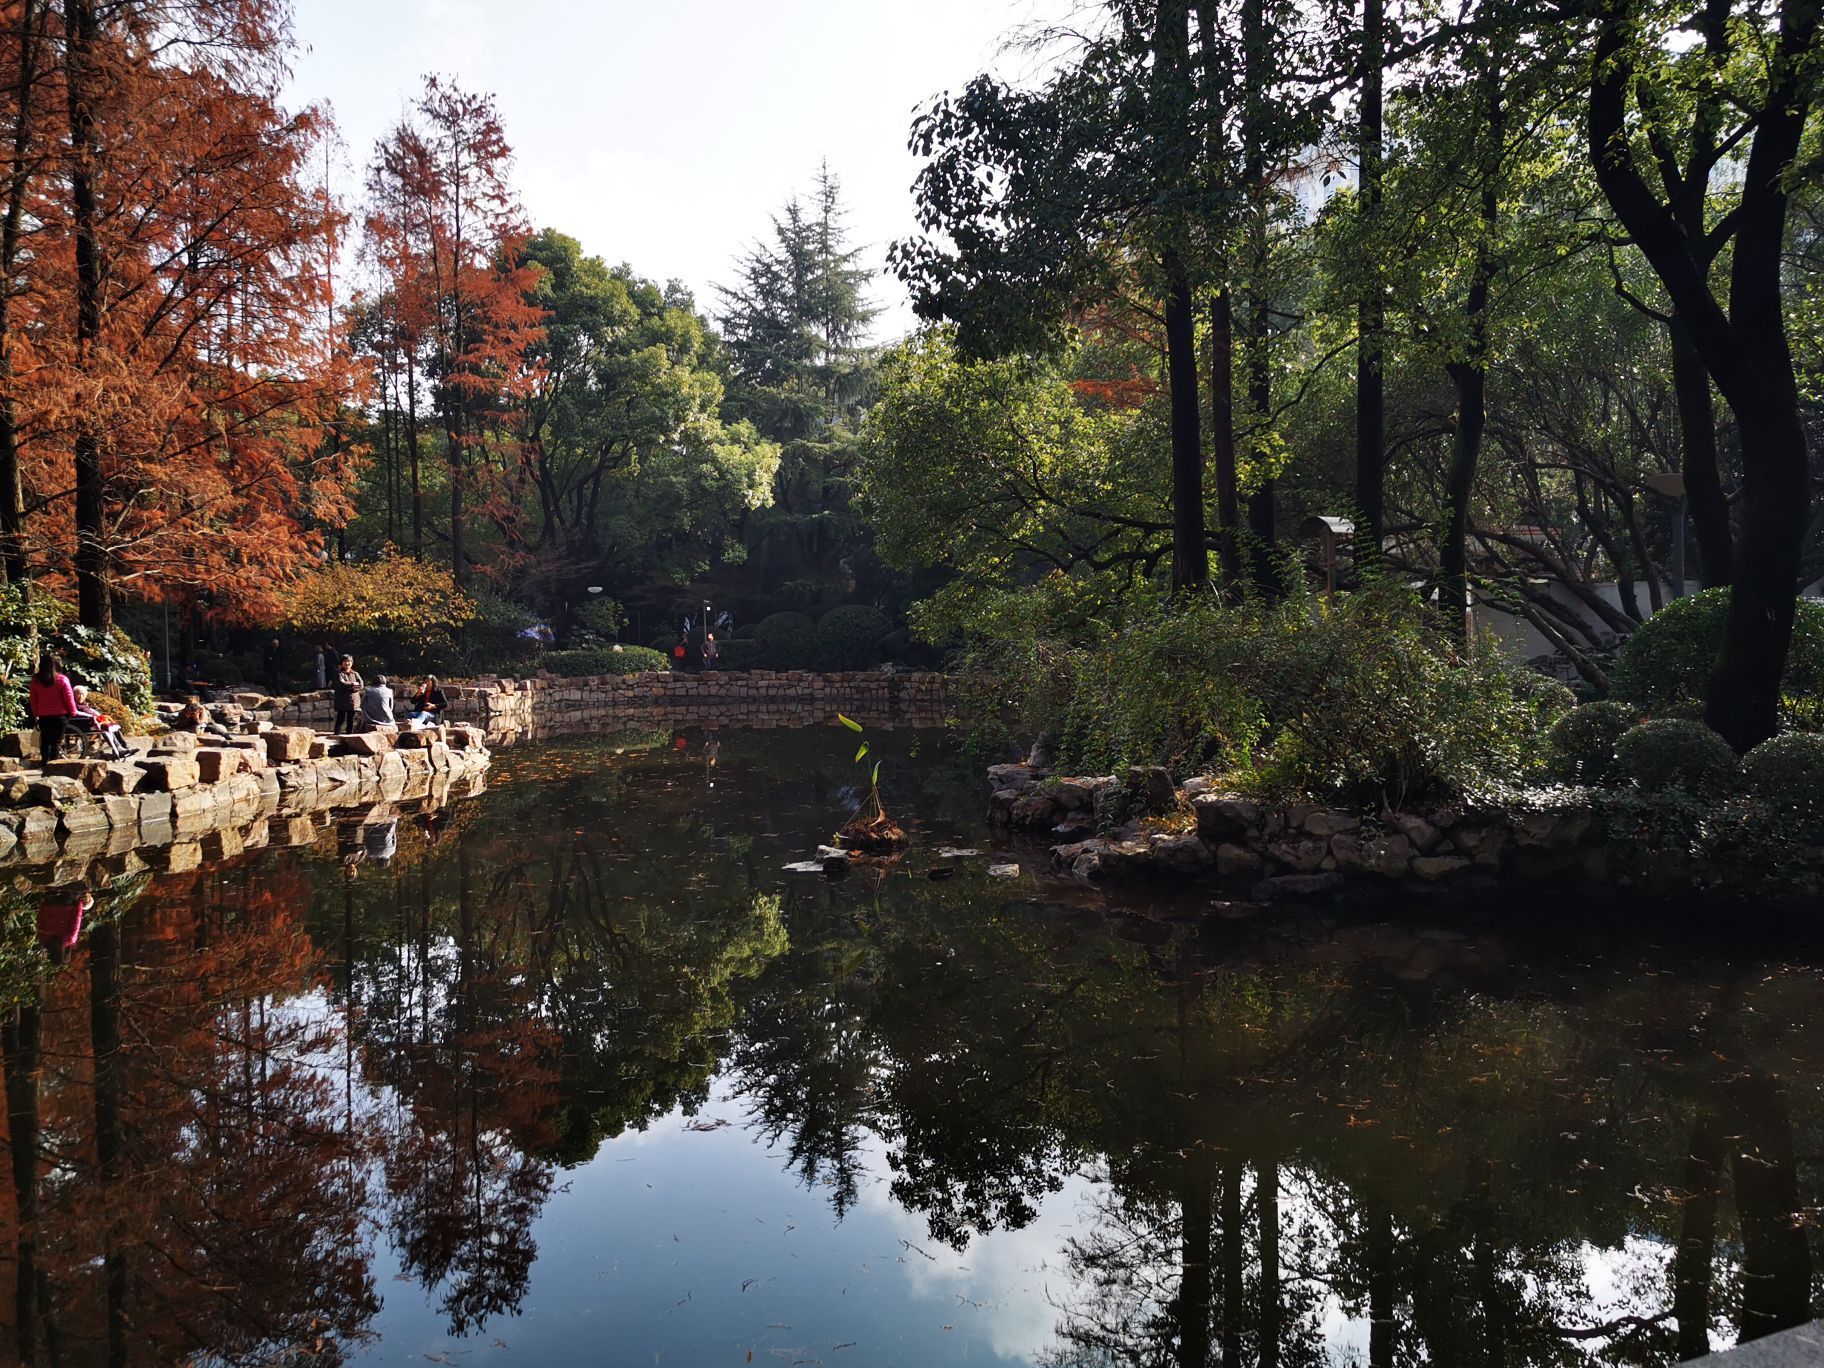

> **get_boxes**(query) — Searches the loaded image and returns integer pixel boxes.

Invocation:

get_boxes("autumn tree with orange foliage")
[0,0,361,633]
[362,77,545,588]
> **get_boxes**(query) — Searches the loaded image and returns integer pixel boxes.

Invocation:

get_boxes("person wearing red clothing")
[27,653,77,762]
[36,889,91,966]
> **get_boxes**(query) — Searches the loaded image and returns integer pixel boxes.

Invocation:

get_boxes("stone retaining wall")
[269,669,950,742]
[0,722,490,878]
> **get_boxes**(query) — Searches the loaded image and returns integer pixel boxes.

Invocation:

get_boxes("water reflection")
[0,728,1819,1364]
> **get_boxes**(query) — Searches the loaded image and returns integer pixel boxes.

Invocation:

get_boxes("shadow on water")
[0,724,1820,1364]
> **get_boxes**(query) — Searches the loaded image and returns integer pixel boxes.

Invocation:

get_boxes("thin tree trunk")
[1354,0,1386,559]
[1367,1199,1395,1368]
[1669,319,1731,588]
[1242,0,1276,595]
[1165,257,1207,593]
[407,356,424,559]
[1439,63,1501,647]
[66,0,109,630]
[1210,289,1242,588]
[0,0,46,591]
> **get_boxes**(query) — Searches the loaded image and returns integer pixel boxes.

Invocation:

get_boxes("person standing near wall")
[333,656,363,734]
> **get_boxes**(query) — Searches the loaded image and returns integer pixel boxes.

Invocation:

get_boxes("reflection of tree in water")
[758,894,1824,1368]
[1,861,379,1365]
[332,810,787,1333]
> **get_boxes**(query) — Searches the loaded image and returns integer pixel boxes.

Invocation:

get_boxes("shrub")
[1612,718,1739,797]
[540,646,671,677]
[718,638,761,671]
[1611,588,1824,729]
[82,690,150,735]
[57,623,153,714]
[965,587,1552,806]
[754,612,817,671]
[1546,700,1639,784]
[814,605,891,670]
[1513,670,1578,727]
[573,595,626,643]
[284,554,477,643]
[1742,733,1824,818]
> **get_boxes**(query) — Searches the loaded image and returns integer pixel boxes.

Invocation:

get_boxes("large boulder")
[194,748,247,784]
[1193,794,1260,842]
[334,732,394,757]
[43,758,109,793]
[263,727,316,763]
[137,756,201,792]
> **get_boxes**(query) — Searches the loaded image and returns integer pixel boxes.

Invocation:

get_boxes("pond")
[3,725,1822,1366]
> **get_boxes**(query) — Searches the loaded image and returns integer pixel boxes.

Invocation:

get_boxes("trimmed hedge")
[716,638,762,671]
[1612,589,1824,728]
[814,605,891,670]
[1612,718,1739,797]
[1743,733,1824,816]
[755,612,817,671]
[1547,700,1639,784]
[540,646,672,677]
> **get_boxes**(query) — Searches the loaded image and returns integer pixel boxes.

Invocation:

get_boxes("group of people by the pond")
[331,656,447,735]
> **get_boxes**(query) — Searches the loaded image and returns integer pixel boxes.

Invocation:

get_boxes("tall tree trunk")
[1165,257,1207,593]
[407,357,424,559]
[1670,319,1731,589]
[0,0,46,591]
[1210,290,1242,588]
[3,1002,42,1365]
[66,0,109,629]
[1242,0,1276,595]
[1439,63,1501,647]
[1354,0,1386,559]
[89,918,127,1368]
[1673,1110,1724,1361]
[1589,0,1817,752]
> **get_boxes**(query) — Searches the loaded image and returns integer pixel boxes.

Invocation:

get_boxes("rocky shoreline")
[987,762,1822,906]
[0,716,490,879]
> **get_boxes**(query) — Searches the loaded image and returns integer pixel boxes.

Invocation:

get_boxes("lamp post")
[1643,472,1687,602]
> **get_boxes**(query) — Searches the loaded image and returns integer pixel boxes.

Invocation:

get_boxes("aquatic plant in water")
[835,713,907,850]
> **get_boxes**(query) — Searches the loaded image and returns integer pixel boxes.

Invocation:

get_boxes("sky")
[285,0,1080,340]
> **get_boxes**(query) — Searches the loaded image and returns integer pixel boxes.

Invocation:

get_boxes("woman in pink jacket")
[27,653,77,761]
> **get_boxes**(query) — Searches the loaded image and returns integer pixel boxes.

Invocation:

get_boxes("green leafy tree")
[719,165,880,585]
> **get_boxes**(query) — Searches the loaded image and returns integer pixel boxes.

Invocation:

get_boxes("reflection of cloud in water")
[849,1128,1098,1365]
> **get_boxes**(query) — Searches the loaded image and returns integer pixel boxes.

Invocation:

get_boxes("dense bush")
[57,623,153,715]
[814,605,891,670]
[461,590,542,672]
[717,638,761,671]
[540,646,671,677]
[1513,671,1578,727]
[1611,719,1739,797]
[1742,733,1824,817]
[1611,588,1824,729]
[1546,700,1639,784]
[968,588,1550,806]
[754,612,817,671]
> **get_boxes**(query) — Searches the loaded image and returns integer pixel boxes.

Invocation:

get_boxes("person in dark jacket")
[405,675,448,724]
[333,656,363,734]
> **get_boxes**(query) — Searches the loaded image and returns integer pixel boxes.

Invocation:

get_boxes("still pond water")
[4,726,1823,1366]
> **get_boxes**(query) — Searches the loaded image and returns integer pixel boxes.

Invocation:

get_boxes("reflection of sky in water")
[353,1076,1086,1364]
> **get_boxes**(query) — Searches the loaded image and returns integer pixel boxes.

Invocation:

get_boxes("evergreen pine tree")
[719,163,879,581]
